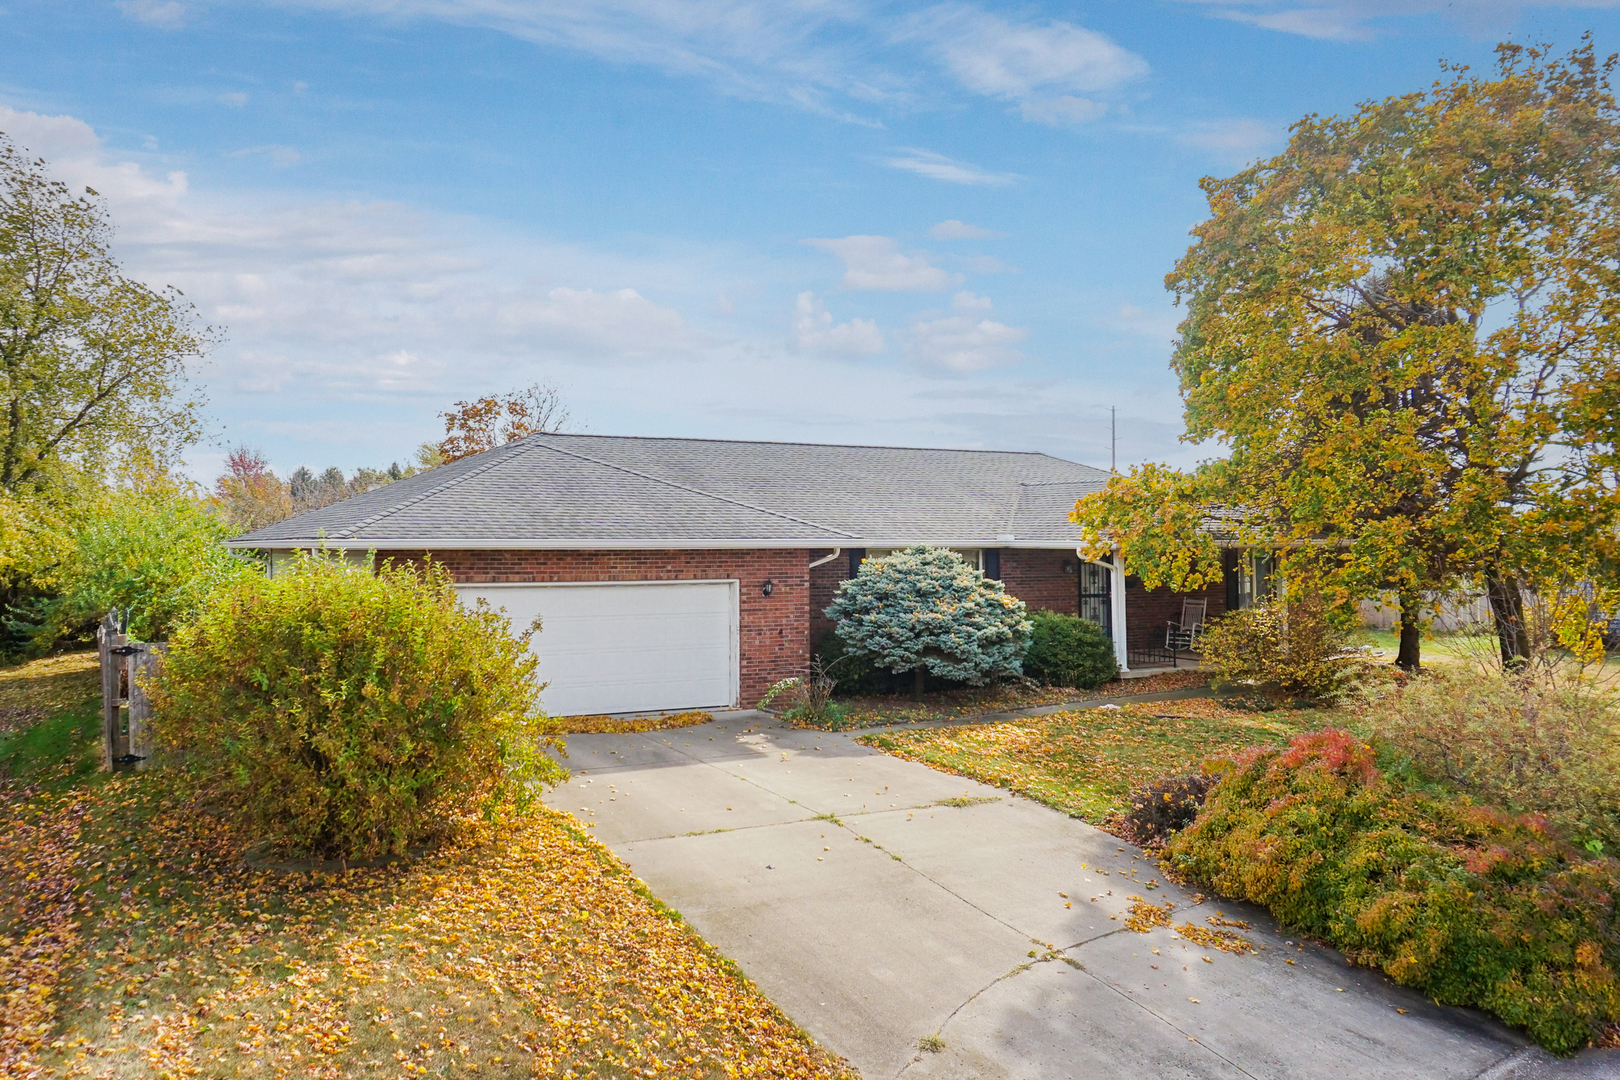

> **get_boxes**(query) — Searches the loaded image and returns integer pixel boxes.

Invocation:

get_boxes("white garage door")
[456,580,739,717]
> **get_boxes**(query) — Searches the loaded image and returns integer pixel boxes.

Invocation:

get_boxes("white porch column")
[1110,553,1129,672]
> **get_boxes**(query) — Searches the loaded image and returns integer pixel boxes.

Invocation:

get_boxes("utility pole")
[1110,406,1116,473]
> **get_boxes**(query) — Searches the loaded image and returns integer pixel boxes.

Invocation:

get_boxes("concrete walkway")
[543,709,1620,1080]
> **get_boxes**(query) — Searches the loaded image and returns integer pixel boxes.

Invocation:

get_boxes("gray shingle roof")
[230,434,1110,549]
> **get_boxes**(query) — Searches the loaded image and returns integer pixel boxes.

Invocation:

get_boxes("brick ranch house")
[229,434,1249,717]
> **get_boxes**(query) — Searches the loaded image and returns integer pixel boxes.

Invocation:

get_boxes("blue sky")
[5,1,1617,479]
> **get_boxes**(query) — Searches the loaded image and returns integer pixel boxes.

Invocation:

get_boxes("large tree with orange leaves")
[436,382,574,463]
[1074,41,1620,672]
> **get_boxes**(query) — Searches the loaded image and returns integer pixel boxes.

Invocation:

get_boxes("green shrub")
[813,631,906,695]
[150,554,562,860]
[757,656,848,728]
[1166,729,1620,1054]
[1369,667,1620,855]
[22,481,258,648]
[1198,595,1364,701]
[824,545,1031,691]
[1022,610,1118,689]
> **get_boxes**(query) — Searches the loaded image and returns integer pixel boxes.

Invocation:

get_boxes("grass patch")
[860,697,1316,826]
[0,700,103,792]
[0,651,98,736]
[557,709,715,734]
[803,672,1212,731]
[0,651,102,792]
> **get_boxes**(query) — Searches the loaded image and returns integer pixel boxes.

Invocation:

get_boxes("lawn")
[859,697,1324,826]
[788,669,1210,731]
[0,653,856,1080]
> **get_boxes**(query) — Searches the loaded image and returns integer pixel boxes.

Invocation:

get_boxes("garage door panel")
[455,581,738,717]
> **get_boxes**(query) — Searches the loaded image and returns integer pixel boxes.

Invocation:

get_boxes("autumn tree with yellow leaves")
[1074,41,1620,672]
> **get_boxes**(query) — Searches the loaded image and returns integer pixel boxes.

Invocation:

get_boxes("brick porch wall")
[1123,577,1227,651]
[998,549,1079,615]
[387,549,810,707]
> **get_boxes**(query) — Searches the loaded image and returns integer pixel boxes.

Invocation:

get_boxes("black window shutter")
[848,548,866,578]
[1224,549,1240,611]
[983,548,1001,579]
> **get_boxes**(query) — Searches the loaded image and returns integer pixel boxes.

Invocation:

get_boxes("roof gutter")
[225,537,1086,552]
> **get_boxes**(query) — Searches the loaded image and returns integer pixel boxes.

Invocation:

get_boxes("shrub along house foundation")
[230,434,1228,717]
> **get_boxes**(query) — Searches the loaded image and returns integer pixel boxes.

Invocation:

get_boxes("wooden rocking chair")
[1165,598,1208,652]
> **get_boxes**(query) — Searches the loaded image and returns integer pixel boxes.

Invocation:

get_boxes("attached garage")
[231,433,1128,713]
[456,580,740,717]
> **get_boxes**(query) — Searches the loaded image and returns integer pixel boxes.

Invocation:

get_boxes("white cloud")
[883,148,1017,187]
[1110,302,1181,344]
[899,5,1148,99]
[218,92,250,108]
[1169,0,1613,40]
[908,291,1027,372]
[277,0,901,121]
[805,235,959,292]
[0,100,1202,479]
[495,286,695,359]
[792,292,884,358]
[1178,118,1280,163]
[0,103,710,406]
[265,0,1159,130]
[1020,95,1107,127]
[118,0,187,28]
[928,219,1007,240]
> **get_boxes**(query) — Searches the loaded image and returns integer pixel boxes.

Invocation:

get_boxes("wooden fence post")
[99,614,130,770]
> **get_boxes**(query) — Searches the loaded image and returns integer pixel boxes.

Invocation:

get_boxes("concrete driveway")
[543,710,1620,1080]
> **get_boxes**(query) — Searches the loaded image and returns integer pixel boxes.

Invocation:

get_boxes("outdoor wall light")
[761,579,774,596]
[1062,560,1076,574]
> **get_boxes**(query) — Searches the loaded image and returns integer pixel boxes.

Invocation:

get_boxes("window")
[861,547,984,571]
[1235,552,1276,609]
[1078,562,1112,637]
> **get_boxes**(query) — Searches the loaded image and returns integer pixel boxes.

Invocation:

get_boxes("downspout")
[1079,547,1131,673]
[808,548,842,570]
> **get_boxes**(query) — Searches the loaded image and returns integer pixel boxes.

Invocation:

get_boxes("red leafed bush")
[1166,729,1620,1055]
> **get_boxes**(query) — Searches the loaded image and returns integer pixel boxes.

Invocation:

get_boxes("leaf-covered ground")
[557,710,715,735]
[0,655,856,1080]
[801,670,1212,730]
[859,698,1317,825]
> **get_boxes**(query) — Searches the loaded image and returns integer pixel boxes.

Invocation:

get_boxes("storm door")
[1079,562,1112,637]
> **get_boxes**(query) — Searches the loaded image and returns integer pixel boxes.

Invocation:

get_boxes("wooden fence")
[98,613,166,771]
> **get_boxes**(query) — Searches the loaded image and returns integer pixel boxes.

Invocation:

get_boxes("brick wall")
[806,547,1080,651]
[808,550,845,648]
[388,548,810,707]
[998,549,1078,615]
[1123,577,1227,650]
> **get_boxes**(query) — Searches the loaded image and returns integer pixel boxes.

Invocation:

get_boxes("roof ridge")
[528,436,861,539]
[329,440,543,540]
[1018,478,1107,487]
[530,431,1069,458]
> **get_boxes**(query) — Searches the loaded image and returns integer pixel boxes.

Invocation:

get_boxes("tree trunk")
[1396,592,1422,672]
[913,666,926,699]
[1485,566,1531,670]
